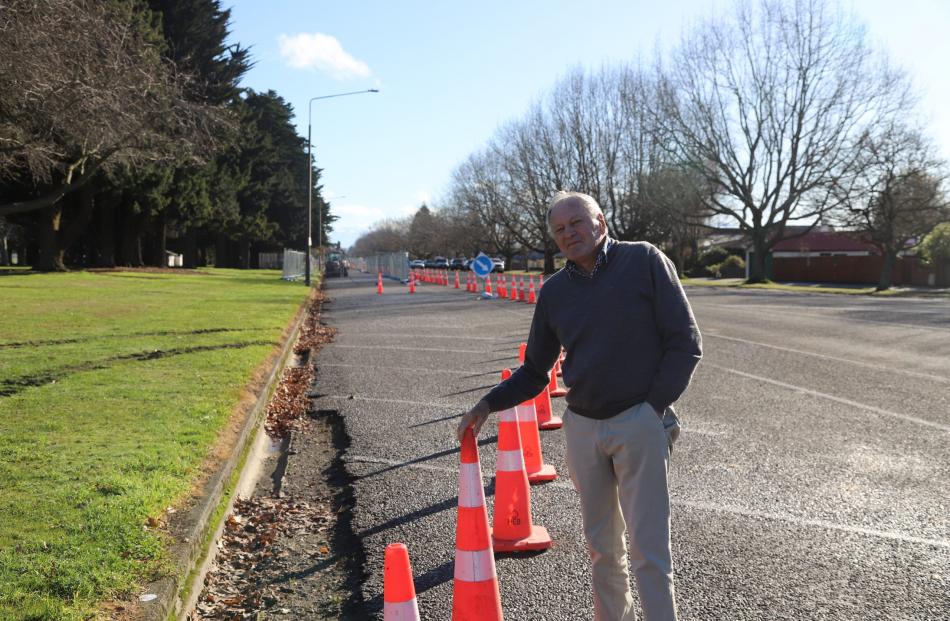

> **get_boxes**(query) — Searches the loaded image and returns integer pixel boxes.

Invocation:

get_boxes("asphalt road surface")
[308,273,949,620]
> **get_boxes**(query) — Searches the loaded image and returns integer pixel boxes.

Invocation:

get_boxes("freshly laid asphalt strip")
[303,273,949,620]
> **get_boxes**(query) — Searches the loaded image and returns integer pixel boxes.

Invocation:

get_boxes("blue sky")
[227,0,950,248]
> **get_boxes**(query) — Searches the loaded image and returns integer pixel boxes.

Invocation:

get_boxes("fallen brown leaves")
[189,287,341,619]
[264,288,335,441]
[264,366,313,439]
[294,288,336,356]
[189,497,334,619]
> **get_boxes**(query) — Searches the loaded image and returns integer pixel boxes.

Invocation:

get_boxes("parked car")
[430,256,450,269]
[324,252,348,278]
[409,259,426,269]
[491,257,506,273]
[450,257,467,270]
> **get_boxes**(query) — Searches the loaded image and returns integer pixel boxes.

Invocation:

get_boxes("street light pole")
[305,88,379,286]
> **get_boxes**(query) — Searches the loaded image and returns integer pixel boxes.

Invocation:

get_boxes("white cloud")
[333,203,385,222]
[329,203,383,248]
[277,33,371,79]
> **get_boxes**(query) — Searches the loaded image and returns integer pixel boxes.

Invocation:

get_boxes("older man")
[457,191,702,621]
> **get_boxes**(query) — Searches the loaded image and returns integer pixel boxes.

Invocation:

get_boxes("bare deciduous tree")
[0,0,221,217]
[656,0,912,281]
[832,123,948,290]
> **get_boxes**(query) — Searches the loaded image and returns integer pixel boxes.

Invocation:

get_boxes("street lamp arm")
[309,89,380,106]
[304,88,379,287]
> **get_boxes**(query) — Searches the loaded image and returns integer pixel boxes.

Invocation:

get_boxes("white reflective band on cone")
[383,598,420,620]
[496,449,525,472]
[516,403,537,422]
[454,548,497,582]
[458,462,485,508]
[498,407,518,423]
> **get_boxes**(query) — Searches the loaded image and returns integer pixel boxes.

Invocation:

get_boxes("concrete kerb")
[136,291,312,621]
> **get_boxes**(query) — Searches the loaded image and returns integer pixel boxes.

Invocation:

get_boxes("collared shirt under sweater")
[483,238,703,419]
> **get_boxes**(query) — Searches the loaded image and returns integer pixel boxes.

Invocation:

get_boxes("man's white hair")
[547,191,604,235]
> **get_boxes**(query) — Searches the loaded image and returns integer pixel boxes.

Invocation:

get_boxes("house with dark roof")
[702,226,945,286]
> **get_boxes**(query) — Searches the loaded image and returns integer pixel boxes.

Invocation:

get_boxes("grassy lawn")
[680,277,912,296]
[0,269,310,620]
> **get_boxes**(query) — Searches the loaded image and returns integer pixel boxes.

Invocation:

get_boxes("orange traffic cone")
[518,276,526,301]
[527,277,536,304]
[490,402,553,552]
[538,273,545,289]
[455,271,460,289]
[517,342,526,364]
[499,275,507,298]
[453,429,504,621]
[534,384,562,430]
[378,272,384,295]
[408,274,416,294]
[501,369,556,483]
[384,543,421,620]
[548,362,567,398]
[485,277,492,296]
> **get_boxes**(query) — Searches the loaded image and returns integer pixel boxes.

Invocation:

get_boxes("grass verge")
[679,277,931,296]
[0,269,310,620]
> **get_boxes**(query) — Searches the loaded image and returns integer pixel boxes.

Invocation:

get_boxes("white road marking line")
[338,333,515,342]
[318,394,461,409]
[699,302,950,333]
[319,363,476,376]
[348,455,950,550]
[681,426,729,437]
[492,306,535,319]
[705,332,950,384]
[705,363,950,432]
[332,344,487,354]
[672,499,950,550]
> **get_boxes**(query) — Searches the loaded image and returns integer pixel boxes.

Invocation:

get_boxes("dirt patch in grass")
[88,267,215,275]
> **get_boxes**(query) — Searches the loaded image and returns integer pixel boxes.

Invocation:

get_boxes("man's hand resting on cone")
[456,399,490,443]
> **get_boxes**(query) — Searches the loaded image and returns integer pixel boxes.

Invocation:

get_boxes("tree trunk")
[876,250,897,291]
[544,246,555,274]
[157,212,167,267]
[36,203,66,271]
[96,195,117,267]
[119,211,145,266]
[747,229,768,283]
[215,235,226,267]
[59,183,96,266]
[239,239,250,269]
[182,228,198,268]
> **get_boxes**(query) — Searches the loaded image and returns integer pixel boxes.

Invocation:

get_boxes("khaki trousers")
[564,402,676,621]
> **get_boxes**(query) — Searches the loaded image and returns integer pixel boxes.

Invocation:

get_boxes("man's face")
[550,198,607,266]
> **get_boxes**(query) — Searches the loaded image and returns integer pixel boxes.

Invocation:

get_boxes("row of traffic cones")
[383,345,569,619]
[403,269,545,303]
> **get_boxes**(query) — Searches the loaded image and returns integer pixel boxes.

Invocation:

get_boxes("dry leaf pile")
[189,497,334,620]
[264,365,313,439]
[294,290,336,356]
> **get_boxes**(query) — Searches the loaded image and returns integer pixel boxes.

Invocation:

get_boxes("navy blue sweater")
[483,240,702,419]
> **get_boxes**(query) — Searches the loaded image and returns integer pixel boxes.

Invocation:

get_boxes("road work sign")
[471,253,493,279]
